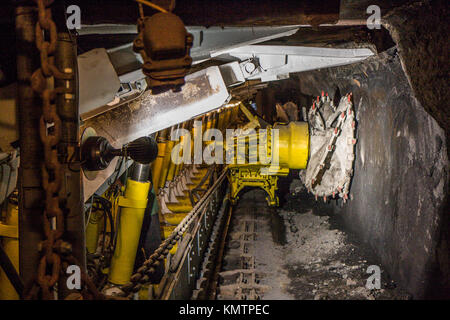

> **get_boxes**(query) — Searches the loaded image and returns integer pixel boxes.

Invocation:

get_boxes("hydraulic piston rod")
[108,163,151,285]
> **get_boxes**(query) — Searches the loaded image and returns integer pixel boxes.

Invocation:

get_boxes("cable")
[109,156,124,187]
[92,196,115,240]
[0,243,23,298]
[89,195,116,256]
[134,0,168,13]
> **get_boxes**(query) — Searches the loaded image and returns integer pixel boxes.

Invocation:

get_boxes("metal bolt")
[244,62,256,74]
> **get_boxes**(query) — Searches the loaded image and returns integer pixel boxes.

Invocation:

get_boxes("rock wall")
[384,0,450,153]
[294,47,448,298]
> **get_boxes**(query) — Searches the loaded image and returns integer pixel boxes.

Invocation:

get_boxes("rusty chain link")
[25,0,103,300]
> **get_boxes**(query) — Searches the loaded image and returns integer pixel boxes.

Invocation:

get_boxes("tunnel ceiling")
[63,0,411,26]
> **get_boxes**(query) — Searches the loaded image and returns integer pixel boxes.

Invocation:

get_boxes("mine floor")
[218,180,411,300]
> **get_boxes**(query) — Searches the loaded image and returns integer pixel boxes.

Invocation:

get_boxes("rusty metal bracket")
[133,12,193,91]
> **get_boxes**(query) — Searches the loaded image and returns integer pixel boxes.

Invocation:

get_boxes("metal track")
[190,191,231,300]
[193,189,272,300]
[159,187,226,300]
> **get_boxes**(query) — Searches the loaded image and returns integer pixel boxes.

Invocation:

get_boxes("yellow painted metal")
[85,210,103,254]
[166,157,177,183]
[189,167,208,182]
[227,123,309,168]
[227,115,309,206]
[206,114,212,132]
[174,132,187,178]
[212,112,219,130]
[224,108,233,129]
[152,138,167,194]
[217,109,225,131]
[239,103,261,131]
[174,163,182,178]
[166,202,192,213]
[228,166,279,206]
[0,222,17,239]
[159,139,175,189]
[230,104,241,124]
[0,201,19,300]
[173,134,184,178]
[202,114,207,132]
[139,285,150,300]
[166,130,182,184]
[164,213,187,226]
[108,193,120,232]
[108,178,150,285]
[274,122,309,169]
[162,225,176,239]
[162,225,178,255]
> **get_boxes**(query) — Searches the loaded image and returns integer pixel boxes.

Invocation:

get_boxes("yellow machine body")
[0,201,19,300]
[227,108,310,206]
[152,137,168,194]
[98,101,308,292]
[228,167,280,206]
[85,210,104,254]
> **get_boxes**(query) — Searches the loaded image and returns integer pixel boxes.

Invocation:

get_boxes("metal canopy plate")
[189,26,300,63]
[82,66,229,200]
[220,45,374,82]
[78,48,121,118]
[225,45,374,58]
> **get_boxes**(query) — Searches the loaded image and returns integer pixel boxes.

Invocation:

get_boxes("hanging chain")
[26,0,102,300]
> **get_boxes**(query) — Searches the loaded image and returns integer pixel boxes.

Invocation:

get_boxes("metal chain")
[26,0,102,300]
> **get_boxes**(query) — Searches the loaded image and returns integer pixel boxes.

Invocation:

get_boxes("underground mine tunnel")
[0,0,448,303]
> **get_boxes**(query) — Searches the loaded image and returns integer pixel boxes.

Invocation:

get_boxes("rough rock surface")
[292,46,448,298]
[221,188,409,300]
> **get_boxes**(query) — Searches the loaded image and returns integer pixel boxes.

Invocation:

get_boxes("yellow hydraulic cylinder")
[85,210,103,254]
[201,114,207,132]
[159,139,175,190]
[231,104,241,124]
[206,114,214,136]
[222,108,231,130]
[166,148,177,183]
[0,201,19,300]
[217,109,225,131]
[152,137,167,194]
[274,122,309,169]
[108,178,150,285]
[174,122,189,178]
[173,141,184,178]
